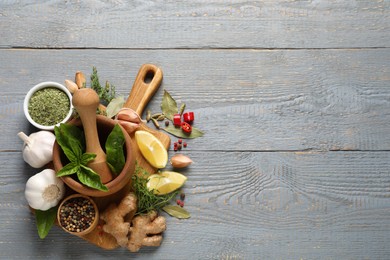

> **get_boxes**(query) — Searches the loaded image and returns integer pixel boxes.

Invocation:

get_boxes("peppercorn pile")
[59,197,96,233]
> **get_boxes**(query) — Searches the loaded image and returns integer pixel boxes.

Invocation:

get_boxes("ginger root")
[100,193,137,247]
[100,192,167,252]
[127,210,167,252]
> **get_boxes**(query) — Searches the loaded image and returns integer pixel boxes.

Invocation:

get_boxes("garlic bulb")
[25,169,65,211]
[17,131,56,168]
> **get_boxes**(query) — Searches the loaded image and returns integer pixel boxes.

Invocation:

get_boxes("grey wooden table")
[1,1,390,259]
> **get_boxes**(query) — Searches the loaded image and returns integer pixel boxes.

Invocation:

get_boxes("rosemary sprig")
[90,67,116,105]
[132,164,178,215]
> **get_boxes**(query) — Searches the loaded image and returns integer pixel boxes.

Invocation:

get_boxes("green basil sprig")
[54,124,108,192]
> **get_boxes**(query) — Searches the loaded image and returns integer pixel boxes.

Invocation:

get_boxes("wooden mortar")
[53,115,135,200]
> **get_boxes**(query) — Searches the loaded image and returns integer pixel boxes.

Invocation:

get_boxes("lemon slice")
[147,171,187,195]
[135,130,168,169]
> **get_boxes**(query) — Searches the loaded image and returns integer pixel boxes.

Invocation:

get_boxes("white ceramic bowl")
[24,81,73,130]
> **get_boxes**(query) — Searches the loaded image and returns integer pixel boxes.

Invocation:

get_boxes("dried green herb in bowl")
[24,81,73,130]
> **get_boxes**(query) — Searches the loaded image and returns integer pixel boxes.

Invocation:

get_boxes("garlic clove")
[64,79,79,94]
[118,120,140,134]
[170,154,193,168]
[116,108,142,123]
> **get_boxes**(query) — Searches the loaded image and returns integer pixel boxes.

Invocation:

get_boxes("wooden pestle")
[72,88,113,184]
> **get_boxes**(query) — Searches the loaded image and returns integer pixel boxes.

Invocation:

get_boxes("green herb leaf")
[106,96,125,118]
[106,124,125,175]
[161,90,178,121]
[54,124,85,161]
[80,153,97,165]
[90,66,102,93]
[162,125,204,139]
[162,205,191,219]
[35,207,57,239]
[56,161,79,177]
[78,165,108,192]
[90,67,116,105]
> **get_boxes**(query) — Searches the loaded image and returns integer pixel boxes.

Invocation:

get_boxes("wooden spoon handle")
[123,64,163,115]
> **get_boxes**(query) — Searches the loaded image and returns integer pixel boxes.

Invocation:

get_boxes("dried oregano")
[28,87,70,126]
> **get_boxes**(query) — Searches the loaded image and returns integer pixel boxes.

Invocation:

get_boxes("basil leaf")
[105,124,125,175]
[35,207,57,239]
[80,153,97,165]
[162,125,204,139]
[106,96,125,118]
[162,205,190,219]
[54,124,85,161]
[161,90,178,121]
[54,125,77,162]
[77,165,108,192]
[56,161,79,177]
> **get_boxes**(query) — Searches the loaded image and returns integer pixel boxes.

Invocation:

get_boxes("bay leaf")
[162,125,204,139]
[179,103,186,115]
[162,205,191,219]
[106,96,125,118]
[161,90,178,121]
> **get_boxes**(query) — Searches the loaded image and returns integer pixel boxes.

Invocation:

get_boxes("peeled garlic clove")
[64,79,79,94]
[170,154,193,168]
[116,108,141,123]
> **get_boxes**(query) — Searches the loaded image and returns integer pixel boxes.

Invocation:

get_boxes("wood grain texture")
[1,151,390,259]
[1,49,389,152]
[0,1,389,49]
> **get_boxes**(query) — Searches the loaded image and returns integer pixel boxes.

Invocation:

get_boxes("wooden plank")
[2,48,390,151]
[0,1,389,49]
[2,151,390,258]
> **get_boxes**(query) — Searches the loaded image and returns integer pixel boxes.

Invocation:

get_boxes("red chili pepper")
[173,113,181,127]
[183,112,194,124]
[181,122,192,134]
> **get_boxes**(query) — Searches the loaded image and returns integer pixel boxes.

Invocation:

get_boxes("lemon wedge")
[135,130,168,169]
[147,171,187,195]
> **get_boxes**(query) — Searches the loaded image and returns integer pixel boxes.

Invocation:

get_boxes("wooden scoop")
[72,88,113,184]
[124,64,170,148]
[123,64,171,172]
